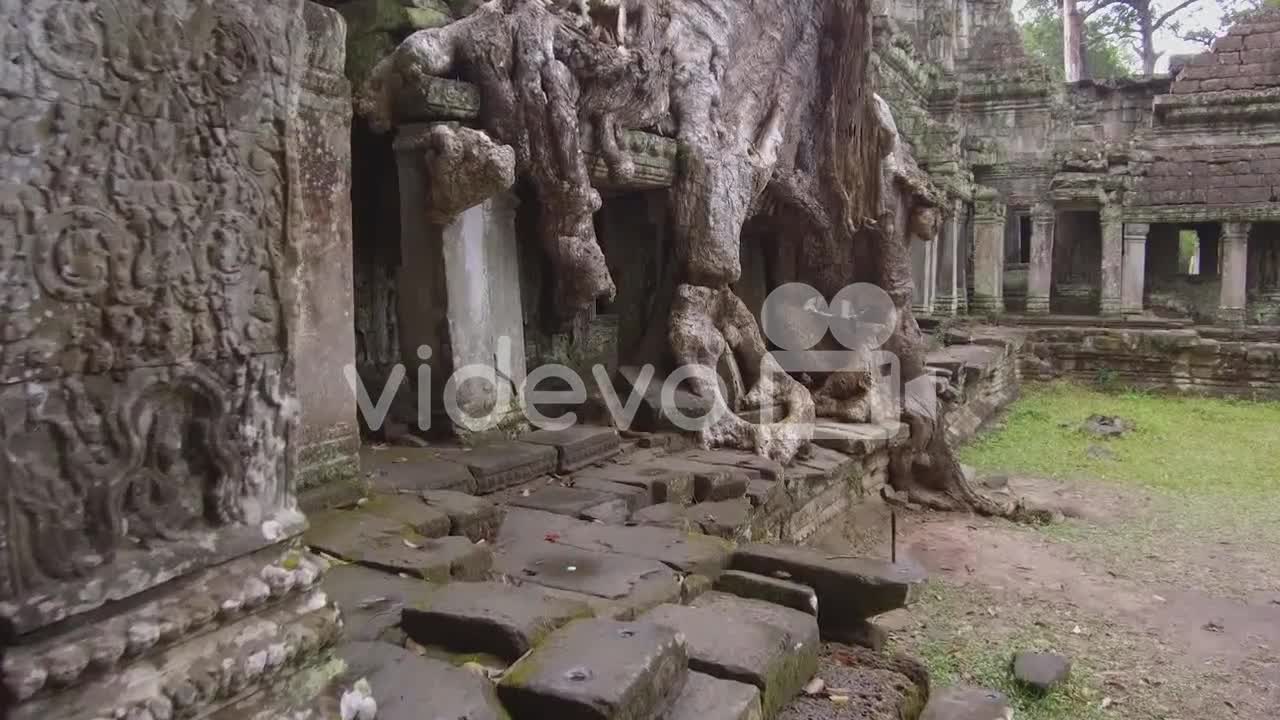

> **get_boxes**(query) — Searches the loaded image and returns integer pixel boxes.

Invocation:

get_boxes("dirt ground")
[815,475,1280,720]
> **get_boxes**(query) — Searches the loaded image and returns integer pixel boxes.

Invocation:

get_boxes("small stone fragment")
[919,686,1013,720]
[1011,651,1072,692]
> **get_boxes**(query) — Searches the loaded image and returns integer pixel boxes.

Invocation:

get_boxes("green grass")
[960,381,1280,515]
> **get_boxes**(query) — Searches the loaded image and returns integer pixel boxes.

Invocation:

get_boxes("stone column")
[1099,205,1124,316]
[911,231,938,315]
[1219,221,1252,325]
[1121,222,1150,315]
[1026,202,1056,314]
[971,188,1006,314]
[395,124,526,438]
[934,198,963,315]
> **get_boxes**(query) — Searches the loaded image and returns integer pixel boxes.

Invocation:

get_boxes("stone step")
[573,462,696,505]
[665,672,763,720]
[570,477,653,512]
[641,592,819,719]
[306,510,491,581]
[358,495,451,537]
[420,489,505,542]
[492,538,682,616]
[321,564,437,643]
[509,484,630,518]
[521,425,622,472]
[631,498,754,539]
[336,641,508,720]
[498,618,688,720]
[361,446,476,494]
[679,449,785,482]
[455,441,558,494]
[729,544,926,623]
[402,581,593,662]
[713,570,818,616]
[812,421,910,456]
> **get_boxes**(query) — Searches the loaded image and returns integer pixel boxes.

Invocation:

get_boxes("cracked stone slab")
[573,463,696,505]
[498,508,732,577]
[307,510,491,580]
[362,446,476,494]
[509,485,624,517]
[456,441,558,493]
[665,672,763,720]
[337,642,508,720]
[730,544,927,620]
[358,494,451,537]
[402,581,594,661]
[642,594,818,719]
[498,619,688,720]
[322,564,436,642]
[421,489,505,542]
[493,537,681,612]
[714,570,818,616]
[521,426,622,472]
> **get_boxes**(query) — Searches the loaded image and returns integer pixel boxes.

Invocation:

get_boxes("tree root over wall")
[360,0,1019,517]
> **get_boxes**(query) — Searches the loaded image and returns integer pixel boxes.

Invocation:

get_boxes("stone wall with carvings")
[0,2,351,717]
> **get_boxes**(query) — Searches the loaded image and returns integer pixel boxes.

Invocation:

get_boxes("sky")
[1010,0,1233,72]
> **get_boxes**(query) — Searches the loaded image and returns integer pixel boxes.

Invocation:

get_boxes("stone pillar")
[1099,205,1124,316]
[0,3,345,719]
[911,231,938,315]
[395,124,526,437]
[1219,221,1252,325]
[971,188,1006,314]
[1121,222,1150,315]
[935,198,964,315]
[1026,202,1056,314]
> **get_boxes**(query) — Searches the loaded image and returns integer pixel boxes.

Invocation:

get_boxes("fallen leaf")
[356,596,389,609]
[829,695,850,705]
[402,538,420,549]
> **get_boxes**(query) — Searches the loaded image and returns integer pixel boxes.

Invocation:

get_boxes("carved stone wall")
[0,1,351,717]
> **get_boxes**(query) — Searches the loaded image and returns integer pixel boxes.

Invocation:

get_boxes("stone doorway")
[1051,209,1103,315]
[1144,222,1222,322]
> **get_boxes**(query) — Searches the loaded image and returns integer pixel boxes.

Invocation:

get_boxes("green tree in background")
[1020,0,1135,80]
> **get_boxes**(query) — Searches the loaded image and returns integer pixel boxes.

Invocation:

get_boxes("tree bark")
[1063,0,1085,82]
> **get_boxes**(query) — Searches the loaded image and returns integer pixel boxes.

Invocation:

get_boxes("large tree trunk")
[359,0,1011,514]
[1063,0,1084,82]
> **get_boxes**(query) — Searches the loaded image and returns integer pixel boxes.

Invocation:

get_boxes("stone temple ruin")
[1,0,1278,719]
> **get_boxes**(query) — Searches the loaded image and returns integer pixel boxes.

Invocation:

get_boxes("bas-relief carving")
[0,0,326,635]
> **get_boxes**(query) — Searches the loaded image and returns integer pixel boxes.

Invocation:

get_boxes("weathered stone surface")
[746,479,786,509]
[820,618,890,650]
[813,421,909,455]
[321,564,435,642]
[571,477,653,511]
[498,619,688,720]
[714,570,819,616]
[510,485,625,517]
[665,672,763,720]
[686,498,754,539]
[1012,651,1072,692]
[919,686,1013,720]
[575,463,697,505]
[498,508,732,577]
[680,449,785,481]
[643,594,819,719]
[358,495,451,537]
[307,511,491,580]
[338,642,509,720]
[581,498,634,524]
[630,503,696,531]
[403,581,593,661]
[362,446,476,494]
[421,489,506,542]
[730,545,927,620]
[493,537,682,611]
[522,426,623,472]
[458,441,558,493]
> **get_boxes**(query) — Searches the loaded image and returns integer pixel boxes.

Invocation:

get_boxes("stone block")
[459,441,558,494]
[680,449,785,481]
[522,426,623,472]
[571,477,653,511]
[919,686,1013,720]
[403,581,594,661]
[665,672,763,720]
[714,570,818,616]
[643,593,819,719]
[581,498,634,524]
[421,489,506,542]
[322,564,436,642]
[337,642,508,720]
[358,495,451,537]
[575,463,697,504]
[362,446,476,494]
[493,538,682,612]
[745,479,785,509]
[510,485,627,517]
[630,502,696,531]
[307,511,491,580]
[686,498,754,539]
[730,544,927,620]
[498,619,688,720]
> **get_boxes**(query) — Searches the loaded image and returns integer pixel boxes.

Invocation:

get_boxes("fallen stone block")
[665,672,763,720]
[498,618,688,720]
[403,581,593,661]
[421,489,505,542]
[686,498,753,539]
[581,498,632,524]
[576,463,696,505]
[571,477,653,511]
[493,538,682,614]
[791,447,858,482]
[358,494,451,537]
[643,593,819,719]
[337,642,507,720]
[307,510,491,580]
[630,502,696,531]
[730,544,926,620]
[714,570,818,616]
[819,617,889,650]
[522,425,622,472]
[322,564,436,642]
[510,485,623,517]
[458,441,558,494]
[681,449,785,481]
[1012,651,1071,693]
[362,446,476,494]
[745,479,784,509]
[813,421,907,455]
[919,686,1013,720]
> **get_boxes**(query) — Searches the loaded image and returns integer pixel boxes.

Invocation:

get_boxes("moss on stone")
[761,643,821,719]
